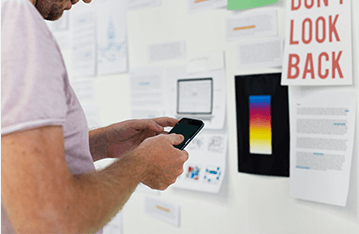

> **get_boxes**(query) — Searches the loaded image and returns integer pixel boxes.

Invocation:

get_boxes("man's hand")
[133,133,189,190]
[89,117,179,161]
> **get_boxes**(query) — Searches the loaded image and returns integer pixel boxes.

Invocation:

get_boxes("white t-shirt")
[1,0,100,232]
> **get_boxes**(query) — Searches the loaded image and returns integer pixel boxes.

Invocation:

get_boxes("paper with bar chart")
[249,95,272,155]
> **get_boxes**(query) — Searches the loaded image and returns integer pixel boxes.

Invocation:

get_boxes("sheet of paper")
[96,0,128,76]
[46,11,70,50]
[237,37,283,70]
[290,87,356,206]
[165,66,226,130]
[144,196,181,227]
[228,0,278,10]
[103,210,123,234]
[282,0,352,85]
[148,41,186,63]
[172,131,227,193]
[128,0,161,10]
[130,67,166,119]
[227,9,278,41]
[187,0,227,14]
[186,51,225,74]
[71,8,96,78]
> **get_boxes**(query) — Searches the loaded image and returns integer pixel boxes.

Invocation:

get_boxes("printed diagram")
[187,136,205,151]
[98,18,127,65]
[203,166,222,184]
[185,166,201,181]
[208,135,225,153]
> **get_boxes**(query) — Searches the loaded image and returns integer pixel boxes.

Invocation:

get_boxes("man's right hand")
[134,133,189,190]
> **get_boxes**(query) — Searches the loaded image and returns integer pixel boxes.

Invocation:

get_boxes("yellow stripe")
[234,25,256,31]
[156,205,170,213]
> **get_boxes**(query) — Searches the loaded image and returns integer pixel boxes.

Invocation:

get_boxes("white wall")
[64,0,359,233]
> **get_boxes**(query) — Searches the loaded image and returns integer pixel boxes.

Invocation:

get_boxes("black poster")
[235,73,289,177]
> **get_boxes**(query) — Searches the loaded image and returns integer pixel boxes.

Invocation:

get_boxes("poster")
[282,0,352,85]
[235,73,289,176]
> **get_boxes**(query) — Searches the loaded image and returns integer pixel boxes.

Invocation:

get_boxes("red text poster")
[282,0,352,85]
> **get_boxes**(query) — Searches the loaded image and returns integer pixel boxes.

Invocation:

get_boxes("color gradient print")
[249,95,272,155]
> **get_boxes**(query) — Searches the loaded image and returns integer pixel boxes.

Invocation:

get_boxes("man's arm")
[89,117,179,162]
[1,126,187,233]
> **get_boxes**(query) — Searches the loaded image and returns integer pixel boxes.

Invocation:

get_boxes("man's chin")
[45,11,64,21]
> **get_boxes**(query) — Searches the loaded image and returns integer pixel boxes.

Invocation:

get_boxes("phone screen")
[169,118,204,150]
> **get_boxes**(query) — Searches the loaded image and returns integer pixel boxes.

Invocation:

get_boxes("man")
[1,0,189,233]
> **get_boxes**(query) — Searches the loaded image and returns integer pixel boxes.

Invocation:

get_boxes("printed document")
[290,87,356,206]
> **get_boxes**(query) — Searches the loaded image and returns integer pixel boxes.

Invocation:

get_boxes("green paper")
[227,0,278,10]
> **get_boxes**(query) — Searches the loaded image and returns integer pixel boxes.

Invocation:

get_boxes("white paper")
[144,196,180,227]
[237,37,283,70]
[290,87,356,206]
[187,0,227,14]
[103,210,123,234]
[172,131,227,193]
[227,9,278,41]
[187,51,225,74]
[165,67,226,130]
[148,41,186,63]
[282,1,352,85]
[71,8,96,78]
[129,0,161,10]
[96,0,128,75]
[130,67,166,119]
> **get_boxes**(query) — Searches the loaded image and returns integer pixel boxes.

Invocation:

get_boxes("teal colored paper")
[227,0,278,10]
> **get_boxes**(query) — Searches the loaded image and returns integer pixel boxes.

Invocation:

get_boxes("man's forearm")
[89,127,109,161]
[62,151,142,233]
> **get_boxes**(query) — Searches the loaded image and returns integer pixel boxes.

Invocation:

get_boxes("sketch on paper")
[203,166,222,184]
[185,166,201,181]
[208,135,225,153]
[98,18,127,65]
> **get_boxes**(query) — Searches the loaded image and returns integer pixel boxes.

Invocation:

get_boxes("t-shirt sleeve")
[1,0,68,135]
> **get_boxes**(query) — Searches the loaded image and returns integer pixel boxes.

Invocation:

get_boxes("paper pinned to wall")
[227,9,278,41]
[144,196,181,227]
[165,66,226,130]
[290,87,356,206]
[237,37,283,70]
[228,0,278,10]
[96,0,128,76]
[281,0,352,85]
[130,67,166,119]
[186,51,225,74]
[187,0,227,14]
[148,41,186,63]
[128,0,161,10]
[70,8,96,78]
[172,131,227,193]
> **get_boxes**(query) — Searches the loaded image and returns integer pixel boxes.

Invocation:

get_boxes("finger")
[152,117,179,128]
[82,0,92,3]
[132,119,163,133]
[166,133,184,145]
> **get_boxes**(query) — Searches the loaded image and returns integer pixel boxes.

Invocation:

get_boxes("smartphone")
[169,118,204,150]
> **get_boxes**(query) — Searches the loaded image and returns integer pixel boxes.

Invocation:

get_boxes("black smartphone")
[168,118,204,150]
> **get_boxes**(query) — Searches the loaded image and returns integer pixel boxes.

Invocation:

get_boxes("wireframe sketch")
[203,166,222,184]
[208,135,225,153]
[98,18,127,64]
[185,165,201,181]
